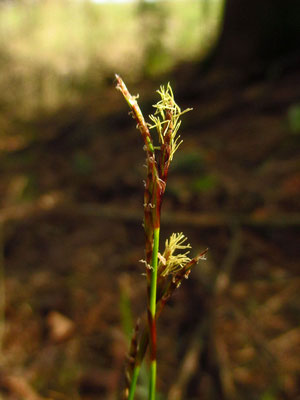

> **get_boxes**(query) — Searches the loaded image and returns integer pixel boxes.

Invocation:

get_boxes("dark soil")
[0,63,299,400]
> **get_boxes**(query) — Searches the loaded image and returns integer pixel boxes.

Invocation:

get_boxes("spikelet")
[148,83,192,160]
[159,232,192,277]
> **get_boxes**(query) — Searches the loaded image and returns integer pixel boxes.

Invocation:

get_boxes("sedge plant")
[115,75,207,400]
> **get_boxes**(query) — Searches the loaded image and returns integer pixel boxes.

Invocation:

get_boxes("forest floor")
[0,62,300,400]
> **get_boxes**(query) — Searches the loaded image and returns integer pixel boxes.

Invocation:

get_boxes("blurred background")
[0,0,299,399]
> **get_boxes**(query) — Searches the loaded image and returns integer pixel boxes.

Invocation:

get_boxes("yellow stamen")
[160,232,192,276]
[148,83,192,160]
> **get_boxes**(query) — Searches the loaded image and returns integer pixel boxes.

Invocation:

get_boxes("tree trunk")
[215,0,300,71]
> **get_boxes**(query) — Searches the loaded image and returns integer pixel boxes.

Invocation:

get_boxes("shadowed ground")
[0,59,299,399]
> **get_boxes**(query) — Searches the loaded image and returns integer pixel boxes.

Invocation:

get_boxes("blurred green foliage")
[5,173,38,204]
[0,0,223,119]
[191,174,218,192]
[287,103,300,134]
[72,152,94,176]
[261,391,277,400]
[119,277,134,342]
[171,151,204,174]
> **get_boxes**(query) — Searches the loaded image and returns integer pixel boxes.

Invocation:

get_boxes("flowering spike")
[115,76,207,400]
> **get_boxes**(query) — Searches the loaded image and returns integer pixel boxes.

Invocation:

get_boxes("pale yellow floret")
[148,83,192,160]
[160,232,192,276]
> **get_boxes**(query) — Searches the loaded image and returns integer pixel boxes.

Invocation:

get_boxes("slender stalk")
[148,227,160,400]
[149,360,157,400]
[149,227,160,316]
[125,227,160,400]
[128,365,141,400]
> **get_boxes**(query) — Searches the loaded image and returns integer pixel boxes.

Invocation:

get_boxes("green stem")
[149,228,160,315]
[128,365,140,400]
[126,227,160,400]
[149,227,160,400]
[149,360,157,400]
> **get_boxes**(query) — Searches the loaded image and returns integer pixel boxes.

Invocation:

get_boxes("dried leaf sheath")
[115,75,154,157]
[115,75,159,267]
[124,320,140,400]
